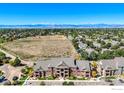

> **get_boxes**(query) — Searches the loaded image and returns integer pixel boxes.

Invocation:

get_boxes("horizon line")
[1,23,124,25]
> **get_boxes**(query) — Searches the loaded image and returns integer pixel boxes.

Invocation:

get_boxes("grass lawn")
[105,76,116,80]
[17,75,28,85]
[19,75,28,80]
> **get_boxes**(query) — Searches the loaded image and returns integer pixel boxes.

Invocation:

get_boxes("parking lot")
[0,64,22,82]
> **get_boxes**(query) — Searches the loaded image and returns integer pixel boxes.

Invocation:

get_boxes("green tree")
[0,52,6,60]
[102,43,111,49]
[100,50,114,59]
[80,50,88,60]
[10,57,21,66]
[88,51,98,61]
[0,52,6,65]
[111,45,119,50]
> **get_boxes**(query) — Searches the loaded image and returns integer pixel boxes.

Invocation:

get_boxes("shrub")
[68,75,77,80]
[0,70,4,76]
[10,57,21,67]
[19,75,28,80]
[0,51,6,60]
[111,45,119,50]
[68,82,74,85]
[40,81,45,86]
[13,81,19,85]
[62,81,74,85]
[77,77,88,80]
[38,77,46,80]
[47,76,54,80]
[105,76,116,80]
[12,76,18,81]
[21,66,33,75]
[62,81,68,85]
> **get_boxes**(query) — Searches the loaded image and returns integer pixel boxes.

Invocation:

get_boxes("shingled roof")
[34,57,124,72]
[114,57,124,67]
[34,58,76,71]
[76,60,90,71]
[99,57,124,70]
[34,57,90,71]
[99,59,117,70]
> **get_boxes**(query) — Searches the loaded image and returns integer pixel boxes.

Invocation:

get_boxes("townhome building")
[99,57,124,77]
[33,57,124,79]
[33,58,91,79]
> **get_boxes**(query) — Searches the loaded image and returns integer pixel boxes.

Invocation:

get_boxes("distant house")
[93,42,101,48]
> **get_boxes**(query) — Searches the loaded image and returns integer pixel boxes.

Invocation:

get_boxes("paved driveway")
[0,64,22,81]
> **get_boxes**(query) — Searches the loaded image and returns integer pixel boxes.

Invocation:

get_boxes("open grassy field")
[2,35,78,61]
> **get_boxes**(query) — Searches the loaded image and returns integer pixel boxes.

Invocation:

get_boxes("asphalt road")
[23,80,110,86]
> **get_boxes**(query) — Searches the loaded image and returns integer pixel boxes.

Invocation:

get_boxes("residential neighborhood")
[0,28,124,86]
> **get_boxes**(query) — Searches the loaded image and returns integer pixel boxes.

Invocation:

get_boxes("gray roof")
[56,61,69,68]
[36,66,44,72]
[34,58,76,71]
[100,59,118,70]
[76,60,90,71]
[34,57,90,71]
[114,57,124,74]
[34,57,124,72]
[114,57,124,67]
[100,57,124,69]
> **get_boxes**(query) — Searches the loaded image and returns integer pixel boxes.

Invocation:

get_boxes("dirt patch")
[2,35,77,61]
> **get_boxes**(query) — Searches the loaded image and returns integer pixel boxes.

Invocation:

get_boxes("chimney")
[74,59,77,66]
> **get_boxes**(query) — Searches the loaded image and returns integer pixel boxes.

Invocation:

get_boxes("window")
[57,74,59,77]
[65,68,68,70]
[65,71,68,73]
[36,74,39,77]
[61,73,64,77]
[106,73,109,76]
[86,74,89,77]
[86,71,88,73]
[106,70,110,72]
[65,75,68,77]
[61,69,64,72]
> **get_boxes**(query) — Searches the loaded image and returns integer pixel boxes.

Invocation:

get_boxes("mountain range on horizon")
[1,24,124,28]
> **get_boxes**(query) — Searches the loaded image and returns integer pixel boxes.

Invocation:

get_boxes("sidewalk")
[23,79,109,86]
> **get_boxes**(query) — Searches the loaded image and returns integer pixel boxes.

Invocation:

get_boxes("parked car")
[0,76,5,82]
[109,83,114,86]
[119,79,124,83]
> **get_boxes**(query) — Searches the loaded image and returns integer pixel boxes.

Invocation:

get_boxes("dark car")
[0,76,5,82]
[109,83,114,86]
[119,79,124,83]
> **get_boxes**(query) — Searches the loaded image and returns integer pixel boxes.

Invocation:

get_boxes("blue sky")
[0,3,124,25]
